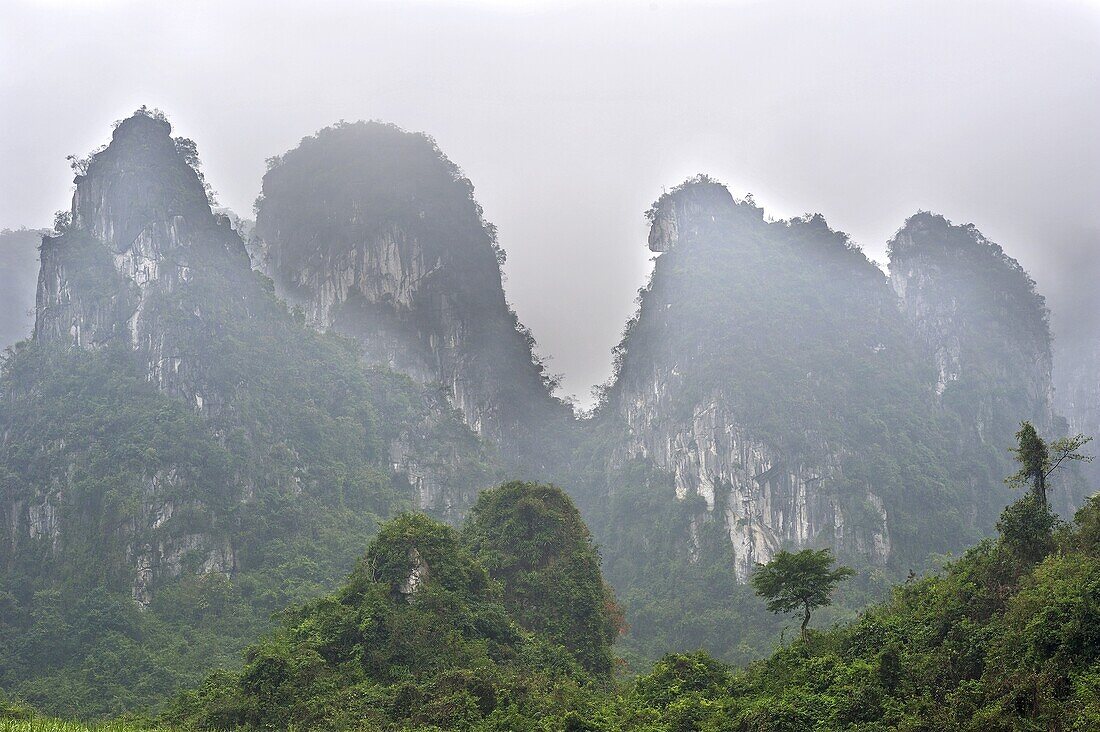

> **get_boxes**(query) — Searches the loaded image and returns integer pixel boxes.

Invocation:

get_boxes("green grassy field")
[0,721,164,732]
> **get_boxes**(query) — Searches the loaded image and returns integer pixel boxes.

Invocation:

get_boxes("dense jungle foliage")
[161,482,620,730]
[5,483,1097,731]
[0,323,488,716]
[0,113,492,717]
[574,178,1021,666]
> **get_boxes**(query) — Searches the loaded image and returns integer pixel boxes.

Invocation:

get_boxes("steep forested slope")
[20,477,1093,731]
[613,491,1100,731]
[252,122,574,477]
[887,212,1090,513]
[0,111,492,715]
[577,177,1024,663]
[164,483,618,731]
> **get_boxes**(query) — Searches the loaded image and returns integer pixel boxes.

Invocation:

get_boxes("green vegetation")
[609,494,1100,731]
[0,722,160,732]
[6,454,1099,730]
[582,461,800,668]
[751,549,854,640]
[1007,421,1093,509]
[465,481,624,675]
[0,111,492,717]
[581,178,995,665]
[0,331,459,715]
[163,483,618,730]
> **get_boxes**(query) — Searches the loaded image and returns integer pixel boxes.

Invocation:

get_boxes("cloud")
[2,0,1097,406]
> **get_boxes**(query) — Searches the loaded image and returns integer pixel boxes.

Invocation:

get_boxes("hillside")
[609,493,1100,731]
[6,467,1095,731]
[252,122,575,477]
[162,482,618,730]
[576,177,1043,663]
[0,110,493,715]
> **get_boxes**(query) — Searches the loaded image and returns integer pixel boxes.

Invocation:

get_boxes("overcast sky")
[3,0,1098,405]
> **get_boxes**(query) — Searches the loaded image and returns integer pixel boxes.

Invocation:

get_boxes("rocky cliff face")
[35,115,251,403]
[888,213,1055,437]
[598,177,963,580]
[25,114,250,601]
[617,373,890,581]
[252,122,573,473]
[1055,339,1100,490]
[4,112,491,612]
[1057,341,1100,438]
[884,216,1096,511]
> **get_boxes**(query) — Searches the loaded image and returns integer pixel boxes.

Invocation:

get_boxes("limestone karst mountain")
[593,179,982,577]
[251,122,574,477]
[886,212,1093,515]
[888,215,1054,423]
[0,116,1094,715]
[574,177,1090,661]
[0,110,493,713]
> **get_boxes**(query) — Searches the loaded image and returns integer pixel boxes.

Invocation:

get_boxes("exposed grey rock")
[399,546,428,599]
[11,112,488,608]
[603,177,908,578]
[253,122,573,477]
[888,212,1056,435]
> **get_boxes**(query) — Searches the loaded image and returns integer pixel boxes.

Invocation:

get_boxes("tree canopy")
[464,481,623,675]
[751,548,855,639]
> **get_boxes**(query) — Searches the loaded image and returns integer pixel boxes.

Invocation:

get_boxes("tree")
[997,493,1057,564]
[1007,421,1092,509]
[464,481,623,675]
[751,548,854,641]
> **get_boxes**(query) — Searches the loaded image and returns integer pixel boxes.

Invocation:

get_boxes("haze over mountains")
[1,2,1097,727]
[4,1,1099,410]
[0,108,1095,715]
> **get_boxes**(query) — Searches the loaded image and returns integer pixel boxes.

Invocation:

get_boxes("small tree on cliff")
[1007,421,1092,510]
[751,548,854,641]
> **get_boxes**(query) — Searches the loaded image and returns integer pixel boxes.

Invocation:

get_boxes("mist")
[2,0,1098,405]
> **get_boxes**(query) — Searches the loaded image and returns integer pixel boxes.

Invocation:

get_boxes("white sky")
[2,0,1098,406]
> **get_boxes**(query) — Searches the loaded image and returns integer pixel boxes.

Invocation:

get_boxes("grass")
[0,721,166,731]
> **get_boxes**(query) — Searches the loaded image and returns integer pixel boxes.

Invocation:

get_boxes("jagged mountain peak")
[645,174,762,252]
[253,120,572,469]
[254,120,508,333]
[887,211,1056,453]
[69,110,217,252]
[887,212,1051,361]
[890,210,1028,270]
[645,175,862,266]
[35,109,246,350]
